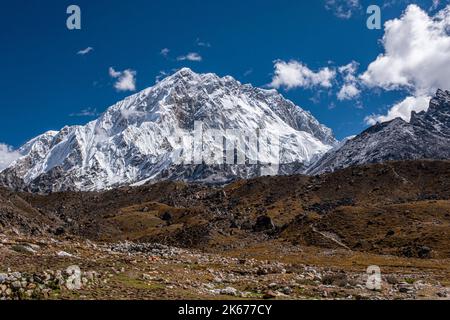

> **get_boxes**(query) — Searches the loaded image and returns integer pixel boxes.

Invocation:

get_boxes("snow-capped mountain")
[0,68,336,192]
[307,89,450,175]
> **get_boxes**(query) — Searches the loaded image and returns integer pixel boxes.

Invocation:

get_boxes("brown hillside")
[1,160,449,259]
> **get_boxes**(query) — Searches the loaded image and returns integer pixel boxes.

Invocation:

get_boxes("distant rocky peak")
[411,89,450,127]
[429,89,450,111]
[308,90,450,175]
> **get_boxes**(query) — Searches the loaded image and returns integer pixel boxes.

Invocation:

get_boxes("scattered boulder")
[385,275,399,285]
[253,215,275,232]
[263,290,278,299]
[210,286,239,296]
[401,245,432,259]
[398,283,415,294]
[161,212,172,222]
[54,227,65,236]
[322,273,348,287]
[57,251,74,258]
[10,244,36,254]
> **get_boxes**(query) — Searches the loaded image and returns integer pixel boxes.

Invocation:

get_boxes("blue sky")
[0,0,449,148]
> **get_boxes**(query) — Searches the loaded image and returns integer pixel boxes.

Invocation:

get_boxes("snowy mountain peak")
[176,67,195,75]
[0,69,336,192]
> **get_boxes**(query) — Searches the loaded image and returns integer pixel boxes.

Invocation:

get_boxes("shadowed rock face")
[307,90,450,175]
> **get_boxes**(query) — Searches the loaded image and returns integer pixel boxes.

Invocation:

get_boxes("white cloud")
[364,95,431,125]
[155,70,168,83]
[177,52,203,62]
[339,61,359,80]
[77,47,94,55]
[160,48,170,57]
[109,67,137,92]
[269,60,336,90]
[0,144,21,172]
[108,67,121,78]
[361,4,450,96]
[337,61,361,100]
[359,4,450,125]
[243,69,253,77]
[70,107,98,117]
[196,38,211,47]
[338,83,361,100]
[325,0,361,19]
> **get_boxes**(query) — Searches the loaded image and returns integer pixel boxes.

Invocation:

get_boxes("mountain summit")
[308,89,450,175]
[0,68,336,192]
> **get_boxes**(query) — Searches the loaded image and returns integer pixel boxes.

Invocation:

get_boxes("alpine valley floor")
[1,160,450,300]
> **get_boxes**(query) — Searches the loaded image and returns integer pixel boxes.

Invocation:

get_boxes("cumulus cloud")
[177,52,203,62]
[269,60,336,90]
[77,47,94,55]
[364,95,431,125]
[325,0,361,19]
[0,144,21,171]
[360,4,450,124]
[361,4,450,95]
[109,67,137,92]
[338,83,360,100]
[337,61,361,100]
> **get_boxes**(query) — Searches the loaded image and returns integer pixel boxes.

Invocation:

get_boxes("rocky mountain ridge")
[0,68,336,192]
[308,90,450,174]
